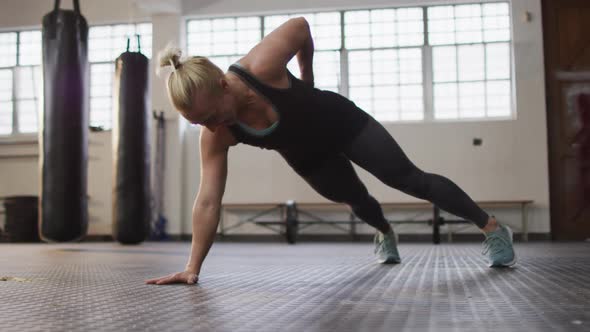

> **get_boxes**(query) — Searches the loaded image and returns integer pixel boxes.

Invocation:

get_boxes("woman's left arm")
[242,17,314,85]
[295,21,314,86]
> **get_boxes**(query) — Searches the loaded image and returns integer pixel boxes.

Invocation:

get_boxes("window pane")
[483,3,510,42]
[286,58,299,77]
[486,42,510,79]
[184,5,512,124]
[214,19,236,54]
[19,30,42,66]
[89,23,152,62]
[434,83,458,119]
[345,8,423,49]
[348,49,372,109]
[427,6,455,45]
[89,26,112,62]
[344,10,370,50]
[17,100,38,133]
[305,12,341,50]
[187,25,212,56]
[237,17,262,54]
[314,51,340,92]
[349,49,422,121]
[188,17,260,57]
[372,50,397,86]
[349,50,372,87]
[396,8,424,46]
[430,2,512,120]
[112,24,135,61]
[349,86,374,116]
[374,87,399,122]
[0,69,13,134]
[399,48,422,84]
[455,4,482,44]
[263,15,290,35]
[111,24,134,58]
[136,23,153,57]
[0,69,13,101]
[90,97,111,128]
[432,46,457,82]
[400,84,424,120]
[487,80,511,116]
[458,44,484,81]
[265,12,340,50]
[16,66,42,133]
[459,81,485,118]
[374,97,399,121]
[90,64,114,129]
[17,67,39,99]
[346,10,390,49]
[91,64,113,93]
[88,23,151,130]
[429,3,510,45]
[0,32,17,67]
[0,102,13,134]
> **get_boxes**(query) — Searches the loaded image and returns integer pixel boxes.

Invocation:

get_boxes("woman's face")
[184,82,237,132]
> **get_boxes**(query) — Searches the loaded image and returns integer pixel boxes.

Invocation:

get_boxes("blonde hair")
[157,46,224,112]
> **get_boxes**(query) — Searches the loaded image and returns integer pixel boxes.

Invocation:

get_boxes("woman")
[145,17,516,286]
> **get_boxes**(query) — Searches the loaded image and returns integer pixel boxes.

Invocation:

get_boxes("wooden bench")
[220,200,534,244]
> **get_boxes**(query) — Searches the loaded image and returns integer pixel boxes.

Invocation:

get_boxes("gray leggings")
[299,117,490,233]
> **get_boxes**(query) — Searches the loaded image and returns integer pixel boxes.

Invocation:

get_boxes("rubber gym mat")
[0,242,588,331]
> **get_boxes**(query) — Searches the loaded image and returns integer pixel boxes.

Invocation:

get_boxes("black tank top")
[227,64,369,154]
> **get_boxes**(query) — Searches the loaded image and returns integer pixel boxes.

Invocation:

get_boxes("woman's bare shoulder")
[200,126,238,150]
[234,57,289,89]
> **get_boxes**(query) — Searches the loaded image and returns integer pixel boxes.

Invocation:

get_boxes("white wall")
[0,0,549,238]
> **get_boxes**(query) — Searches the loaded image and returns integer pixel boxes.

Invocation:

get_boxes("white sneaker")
[374,230,401,264]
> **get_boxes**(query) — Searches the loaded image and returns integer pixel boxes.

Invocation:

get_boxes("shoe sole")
[377,257,401,264]
[375,231,401,264]
[490,225,517,267]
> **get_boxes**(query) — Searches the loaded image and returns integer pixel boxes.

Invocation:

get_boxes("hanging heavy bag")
[40,0,89,242]
[112,35,151,244]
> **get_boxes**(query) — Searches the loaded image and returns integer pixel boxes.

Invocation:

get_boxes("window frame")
[426,2,514,121]
[88,21,153,131]
[185,1,514,124]
[0,22,155,138]
[0,29,42,138]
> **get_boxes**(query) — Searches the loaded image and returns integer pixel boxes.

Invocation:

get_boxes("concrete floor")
[0,241,589,332]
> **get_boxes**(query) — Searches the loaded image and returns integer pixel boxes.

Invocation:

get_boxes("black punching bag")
[112,36,151,244]
[40,0,89,242]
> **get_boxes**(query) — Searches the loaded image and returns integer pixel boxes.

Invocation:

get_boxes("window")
[345,8,424,120]
[89,23,152,129]
[0,23,153,136]
[187,17,261,74]
[0,30,42,136]
[185,2,512,123]
[264,12,341,92]
[0,69,13,135]
[429,3,511,119]
[187,13,342,93]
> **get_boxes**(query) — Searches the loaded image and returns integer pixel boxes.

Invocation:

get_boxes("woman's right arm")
[184,128,231,275]
[145,127,234,285]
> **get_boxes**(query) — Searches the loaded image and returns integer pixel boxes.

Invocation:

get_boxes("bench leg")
[349,213,357,240]
[522,203,529,241]
[433,206,441,244]
[447,224,453,243]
